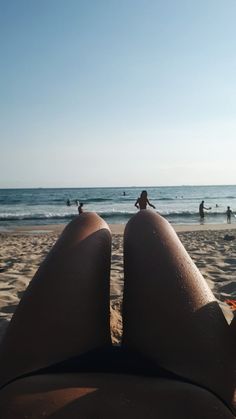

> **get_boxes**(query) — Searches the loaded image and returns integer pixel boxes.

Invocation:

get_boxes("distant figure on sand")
[226,206,233,224]
[135,190,156,210]
[199,200,211,219]
[78,203,84,215]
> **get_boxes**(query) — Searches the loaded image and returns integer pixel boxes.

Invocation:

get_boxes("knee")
[125,210,170,239]
[129,209,167,225]
[58,213,111,247]
[67,212,110,233]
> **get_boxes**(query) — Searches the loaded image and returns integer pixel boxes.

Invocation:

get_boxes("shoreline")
[1,221,236,235]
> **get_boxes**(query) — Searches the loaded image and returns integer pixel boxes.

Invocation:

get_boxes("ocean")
[0,185,236,230]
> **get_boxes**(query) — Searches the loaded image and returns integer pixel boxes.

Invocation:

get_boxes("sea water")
[0,185,236,230]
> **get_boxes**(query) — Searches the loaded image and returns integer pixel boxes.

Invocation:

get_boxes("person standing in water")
[135,190,156,210]
[226,206,233,224]
[78,203,84,215]
[199,200,211,220]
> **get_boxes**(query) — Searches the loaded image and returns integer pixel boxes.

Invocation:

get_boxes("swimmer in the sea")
[135,190,156,210]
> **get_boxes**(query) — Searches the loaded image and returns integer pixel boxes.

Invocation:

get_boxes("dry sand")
[0,222,235,345]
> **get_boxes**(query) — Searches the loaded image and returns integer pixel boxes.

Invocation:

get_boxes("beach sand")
[0,222,235,345]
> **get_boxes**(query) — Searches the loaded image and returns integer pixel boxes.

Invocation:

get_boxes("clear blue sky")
[1,0,236,187]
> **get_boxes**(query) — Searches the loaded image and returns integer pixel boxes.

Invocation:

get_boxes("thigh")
[0,213,112,389]
[122,210,235,411]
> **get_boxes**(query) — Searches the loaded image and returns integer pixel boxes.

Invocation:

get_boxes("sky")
[1,0,236,188]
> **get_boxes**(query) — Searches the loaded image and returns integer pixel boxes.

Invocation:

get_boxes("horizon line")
[1,184,236,190]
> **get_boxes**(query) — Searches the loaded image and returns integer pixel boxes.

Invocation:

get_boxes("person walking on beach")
[135,190,156,210]
[199,200,211,220]
[78,202,84,215]
[226,206,233,224]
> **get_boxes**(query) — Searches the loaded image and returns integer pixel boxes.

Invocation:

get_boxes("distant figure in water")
[226,206,233,224]
[199,200,211,220]
[123,191,126,196]
[66,199,71,207]
[135,190,156,210]
[78,203,84,215]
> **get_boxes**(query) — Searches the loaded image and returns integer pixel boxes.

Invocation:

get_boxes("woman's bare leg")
[122,210,235,410]
[230,315,236,340]
[0,213,112,387]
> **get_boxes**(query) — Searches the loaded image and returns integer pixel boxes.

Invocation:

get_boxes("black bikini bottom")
[1,345,234,415]
[33,345,180,379]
